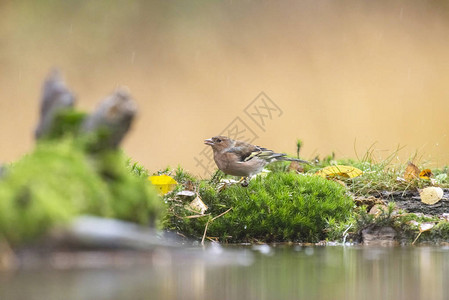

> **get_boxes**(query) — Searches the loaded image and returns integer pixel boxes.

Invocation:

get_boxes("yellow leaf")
[412,222,436,245]
[419,169,433,180]
[404,162,420,181]
[148,175,178,195]
[315,165,363,179]
[419,187,444,205]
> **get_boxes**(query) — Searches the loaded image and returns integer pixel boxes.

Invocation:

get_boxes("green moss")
[172,166,198,184]
[95,151,164,226]
[393,218,449,244]
[127,159,150,178]
[0,138,163,245]
[426,221,449,242]
[39,109,87,140]
[324,216,355,242]
[165,172,354,243]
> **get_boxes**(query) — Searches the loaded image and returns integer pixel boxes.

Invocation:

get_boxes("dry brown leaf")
[404,162,420,181]
[185,180,196,191]
[369,204,387,217]
[419,187,444,205]
[288,161,304,173]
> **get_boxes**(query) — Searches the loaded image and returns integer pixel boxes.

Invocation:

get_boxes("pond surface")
[1,245,449,300]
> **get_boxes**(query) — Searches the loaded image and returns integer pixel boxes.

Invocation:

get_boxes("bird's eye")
[216,138,222,143]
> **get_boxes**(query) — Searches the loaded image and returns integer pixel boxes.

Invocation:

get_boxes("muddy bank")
[382,189,449,216]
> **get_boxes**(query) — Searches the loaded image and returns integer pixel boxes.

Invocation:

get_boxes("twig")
[176,232,187,238]
[201,220,210,246]
[412,231,422,245]
[342,223,353,245]
[201,207,233,246]
[211,207,233,221]
[172,212,210,220]
[184,213,210,219]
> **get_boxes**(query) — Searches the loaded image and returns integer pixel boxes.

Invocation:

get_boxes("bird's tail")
[244,150,312,165]
[277,156,311,165]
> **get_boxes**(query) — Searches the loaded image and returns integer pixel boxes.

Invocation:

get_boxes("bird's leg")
[218,183,228,192]
[240,177,249,187]
[218,177,249,191]
[218,177,240,192]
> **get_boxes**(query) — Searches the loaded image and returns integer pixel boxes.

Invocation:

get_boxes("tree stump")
[81,89,137,150]
[35,70,75,139]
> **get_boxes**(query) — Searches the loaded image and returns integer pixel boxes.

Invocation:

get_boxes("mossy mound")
[166,172,354,243]
[0,138,163,245]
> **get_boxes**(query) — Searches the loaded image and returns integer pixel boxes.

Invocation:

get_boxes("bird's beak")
[204,138,214,146]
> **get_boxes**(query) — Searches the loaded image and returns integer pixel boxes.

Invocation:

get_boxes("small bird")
[204,136,310,182]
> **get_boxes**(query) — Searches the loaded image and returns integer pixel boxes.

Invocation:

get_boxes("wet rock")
[362,226,398,246]
[47,216,180,250]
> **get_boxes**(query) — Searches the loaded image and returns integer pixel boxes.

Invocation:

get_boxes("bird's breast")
[214,152,266,177]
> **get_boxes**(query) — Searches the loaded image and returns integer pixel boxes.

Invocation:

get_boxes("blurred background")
[1,0,449,176]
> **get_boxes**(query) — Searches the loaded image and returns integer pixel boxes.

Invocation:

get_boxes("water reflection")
[1,246,449,300]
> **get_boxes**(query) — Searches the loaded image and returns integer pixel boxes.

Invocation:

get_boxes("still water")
[1,245,449,300]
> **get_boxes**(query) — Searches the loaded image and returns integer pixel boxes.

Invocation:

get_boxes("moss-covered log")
[0,71,163,246]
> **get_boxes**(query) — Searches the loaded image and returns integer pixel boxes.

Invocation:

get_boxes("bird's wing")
[250,151,285,162]
[226,140,311,165]
[225,140,262,162]
[226,140,285,162]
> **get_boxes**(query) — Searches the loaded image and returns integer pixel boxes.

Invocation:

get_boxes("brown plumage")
[204,136,310,177]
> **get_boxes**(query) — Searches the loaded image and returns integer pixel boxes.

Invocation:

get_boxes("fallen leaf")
[188,196,208,214]
[412,221,436,245]
[369,204,387,217]
[288,161,304,173]
[419,223,435,232]
[419,169,433,180]
[404,162,420,181]
[442,213,449,221]
[148,175,178,195]
[419,187,444,205]
[257,169,271,178]
[176,190,196,197]
[408,220,419,227]
[354,196,384,207]
[396,177,407,182]
[315,165,363,179]
[185,180,196,191]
